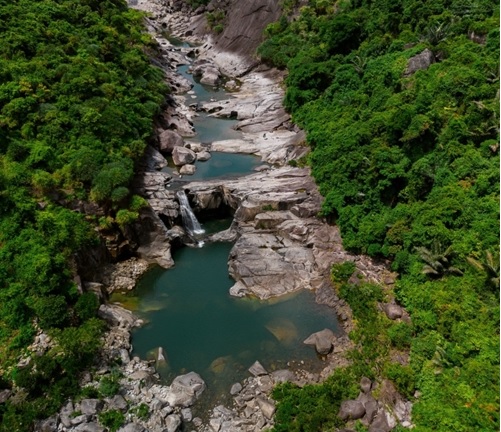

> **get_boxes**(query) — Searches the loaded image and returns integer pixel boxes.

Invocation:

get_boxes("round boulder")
[172,146,196,166]
[338,400,366,421]
[158,129,184,154]
[303,328,335,355]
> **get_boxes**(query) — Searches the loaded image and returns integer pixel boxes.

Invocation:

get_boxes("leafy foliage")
[260,0,499,430]
[0,0,166,428]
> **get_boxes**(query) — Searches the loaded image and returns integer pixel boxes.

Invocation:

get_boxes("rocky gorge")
[34,1,415,431]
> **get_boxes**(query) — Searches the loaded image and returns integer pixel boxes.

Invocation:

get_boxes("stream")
[113,39,341,408]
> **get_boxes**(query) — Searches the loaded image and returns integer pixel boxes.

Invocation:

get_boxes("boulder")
[172,146,196,166]
[338,400,366,421]
[158,130,184,154]
[256,397,276,420]
[230,382,242,395]
[248,360,268,377]
[165,372,206,407]
[73,422,105,432]
[360,376,372,393]
[181,408,193,422]
[200,67,221,86]
[35,416,58,432]
[164,414,182,432]
[98,304,138,329]
[303,328,335,355]
[271,369,295,384]
[179,164,196,175]
[140,145,168,171]
[106,394,128,411]
[79,399,104,416]
[369,411,391,432]
[404,49,435,76]
[196,150,212,161]
[383,303,403,320]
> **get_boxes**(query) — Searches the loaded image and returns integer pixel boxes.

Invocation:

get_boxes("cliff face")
[210,0,282,57]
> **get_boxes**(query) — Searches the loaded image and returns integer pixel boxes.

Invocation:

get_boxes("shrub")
[330,261,356,283]
[98,410,125,432]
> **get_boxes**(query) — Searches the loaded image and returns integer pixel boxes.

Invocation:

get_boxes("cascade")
[176,190,205,236]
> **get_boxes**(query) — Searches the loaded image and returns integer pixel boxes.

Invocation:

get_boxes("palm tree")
[467,250,500,290]
[415,241,463,278]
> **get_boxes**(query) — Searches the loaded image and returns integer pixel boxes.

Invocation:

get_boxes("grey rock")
[338,400,366,421]
[248,360,268,377]
[35,416,58,432]
[404,49,435,76]
[60,401,74,428]
[271,369,295,384]
[179,164,196,175]
[79,399,104,416]
[159,129,184,154]
[209,417,222,432]
[98,304,138,329]
[107,394,128,411]
[303,328,335,355]
[0,389,11,404]
[181,407,193,422]
[360,376,372,393]
[141,145,168,171]
[73,422,105,432]
[196,150,212,161]
[71,415,90,426]
[230,382,243,395]
[369,411,391,432]
[172,146,196,166]
[256,397,275,420]
[165,372,206,407]
[151,397,164,412]
[383,303,404,320]
[117,424,144,432]
[164,414,182,432]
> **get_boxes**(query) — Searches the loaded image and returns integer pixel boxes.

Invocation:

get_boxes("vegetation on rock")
[260,0,499,430]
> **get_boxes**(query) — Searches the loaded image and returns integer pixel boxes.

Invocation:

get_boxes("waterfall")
[176,190,205,236]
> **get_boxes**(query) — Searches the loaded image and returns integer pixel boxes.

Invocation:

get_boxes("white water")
[176,190,205,236]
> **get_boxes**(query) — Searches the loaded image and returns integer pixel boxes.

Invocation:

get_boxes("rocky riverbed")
[33,1,414,431]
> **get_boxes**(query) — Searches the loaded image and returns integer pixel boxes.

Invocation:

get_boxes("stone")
[73,422,105,432]
[165,372,206,407]
[181,407,193,422]
[71,415,90,426]
[98,304,138,329]
[256,397,275,420]
[404,48,435,76]
[230,382,243,395]
[338,400,366,421]
[303,328,335,355]
[158,129,184,154]
[107,394,128,411]
[141,145,168,171]
[117,424,144,432]
[0,389,12,404]
[164,414,182,432]
[79,399,104,416]
[383,303,404,320]
[360,376,372,393]
[150,398,164,412]
[271,369,295,384]
[172,146,197,166]
[179,164,196,175]
[369,411,391,432]
[35,416,58,432]
[196,150,212,161]
[60,401,74,428]
[248,360,268,377]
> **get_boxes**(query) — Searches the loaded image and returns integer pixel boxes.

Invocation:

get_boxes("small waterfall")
[176,190,205,236]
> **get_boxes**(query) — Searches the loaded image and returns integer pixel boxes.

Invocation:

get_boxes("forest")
[258,0,499,431]
[0,0,166,428]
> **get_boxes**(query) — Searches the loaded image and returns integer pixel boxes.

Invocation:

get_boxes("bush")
[98,410,125,432]
[330,261,356,283]
[99,370,122,398]
[387,322,413,349]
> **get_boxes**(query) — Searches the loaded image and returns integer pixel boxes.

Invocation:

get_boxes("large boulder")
[164,414,182,432]
[383,303,403,320]
[179,164,196,175]
[172,146,197,166]
[248,360,268,377]
[303,328,335,355]
[158,129,184,154]
[165,372,206,407]
[79,399,104,416]
[338,400,366,421]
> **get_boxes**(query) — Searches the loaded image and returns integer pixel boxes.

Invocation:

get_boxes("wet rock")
[230,382,242,395]
[338,400,366,421]
[172,146,196,166]
[303,328,335,355]
[159,129,184,154]
[248,360,268,377]
[196,150,212,161]
[179,164,196,175]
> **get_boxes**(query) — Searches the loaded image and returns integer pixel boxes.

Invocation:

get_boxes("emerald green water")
[125,242,339,395]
